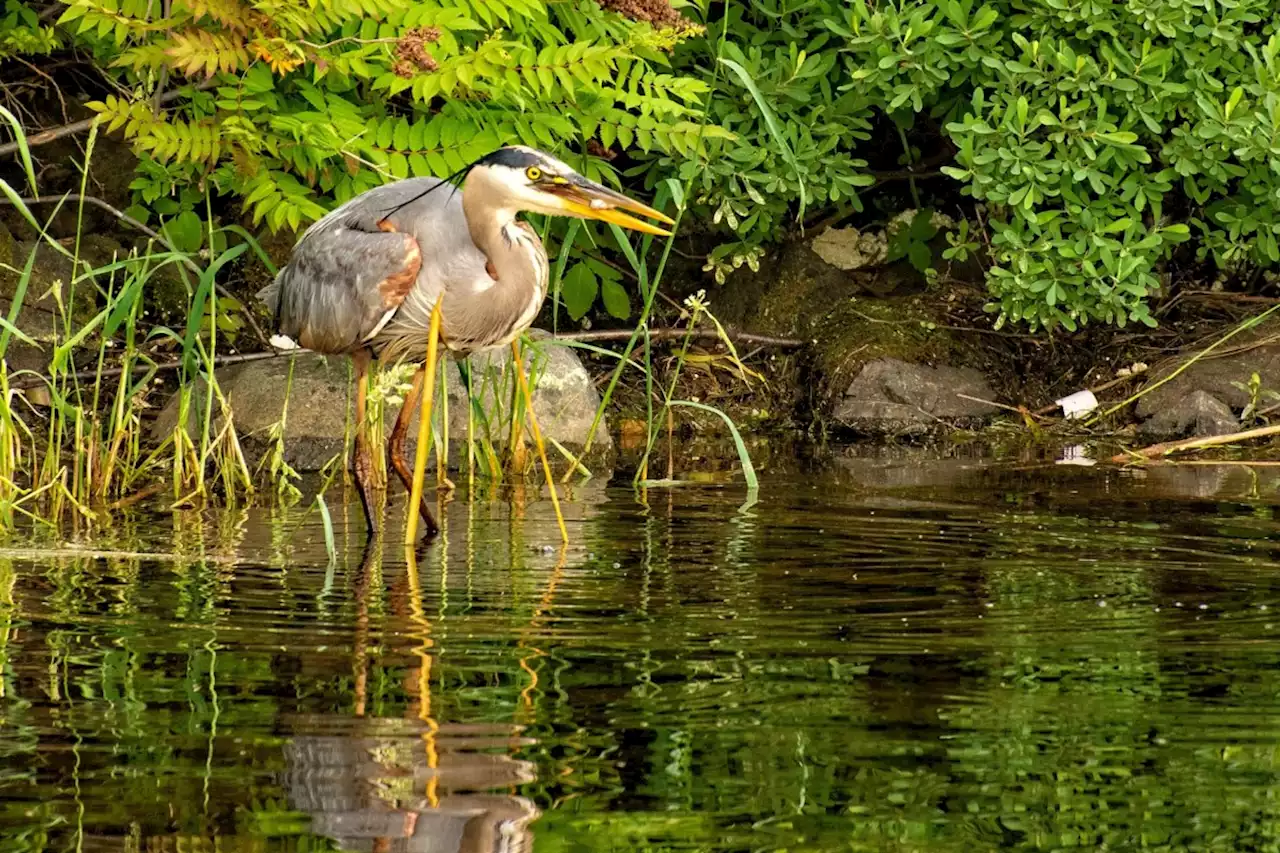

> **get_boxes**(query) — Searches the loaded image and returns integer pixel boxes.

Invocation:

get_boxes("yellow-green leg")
[406,300,444,544]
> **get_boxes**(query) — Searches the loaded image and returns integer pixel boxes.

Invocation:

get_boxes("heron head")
[467,146,675,237]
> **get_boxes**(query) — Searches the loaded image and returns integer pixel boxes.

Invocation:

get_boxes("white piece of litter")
[1056,389,1099,419]
[1056,445,1096,467]
[270,334,300,351]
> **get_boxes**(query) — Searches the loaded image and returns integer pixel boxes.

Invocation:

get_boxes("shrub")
[662,0,1279,331]
[6,0,1280,332]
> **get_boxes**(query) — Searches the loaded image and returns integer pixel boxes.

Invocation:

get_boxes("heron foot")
[353,444,386,539]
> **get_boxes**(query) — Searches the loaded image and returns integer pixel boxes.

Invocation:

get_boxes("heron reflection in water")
[283,718,539,853]
[283,543,550,852]
[260,146,674,544]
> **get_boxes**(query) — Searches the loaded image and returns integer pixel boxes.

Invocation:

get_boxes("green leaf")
[561,262,598,321]
[163,209,204,254]
[907,241,932,272]
[600,278,631,319]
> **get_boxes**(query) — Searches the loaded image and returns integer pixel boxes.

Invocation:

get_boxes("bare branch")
[557,328,806,348]
[8,327,807,390]
[0,79,217,158]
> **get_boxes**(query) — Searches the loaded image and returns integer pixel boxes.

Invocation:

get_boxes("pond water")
[5,449,1280,852]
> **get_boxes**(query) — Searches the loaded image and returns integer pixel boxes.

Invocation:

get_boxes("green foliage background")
[3,0,1280,330]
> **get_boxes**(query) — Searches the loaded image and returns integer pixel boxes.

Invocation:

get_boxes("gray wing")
[258,178,451,354]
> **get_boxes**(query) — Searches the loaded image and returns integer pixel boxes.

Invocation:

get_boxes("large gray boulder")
[1134,339,1280,436]
[151,337,613,472]
[833,357,999,432]
[1137,389,1238,438]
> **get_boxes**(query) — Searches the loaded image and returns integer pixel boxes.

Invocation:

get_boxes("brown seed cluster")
[394,26,441,78]
[587,138,617,161]
[598,0,689,30]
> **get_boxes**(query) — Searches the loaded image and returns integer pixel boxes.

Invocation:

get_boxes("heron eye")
[526,166,542,181]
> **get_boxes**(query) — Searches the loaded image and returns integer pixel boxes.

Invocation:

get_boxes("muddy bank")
[677,220,1280,448]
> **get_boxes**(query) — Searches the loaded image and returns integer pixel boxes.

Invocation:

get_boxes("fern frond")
[164,28,251,77]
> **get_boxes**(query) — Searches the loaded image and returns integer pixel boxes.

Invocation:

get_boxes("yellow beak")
[552,178,675,237]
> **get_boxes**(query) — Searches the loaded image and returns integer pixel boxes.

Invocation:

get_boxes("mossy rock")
[720,242,961,387]
[0,232,192,357]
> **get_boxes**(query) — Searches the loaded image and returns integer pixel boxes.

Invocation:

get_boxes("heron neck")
[463,193,544,296]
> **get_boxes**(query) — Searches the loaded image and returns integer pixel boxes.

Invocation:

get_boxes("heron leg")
[352,349,384,538]
[511,339,569,544]
[406,298,444,544]
[389,364,439,537]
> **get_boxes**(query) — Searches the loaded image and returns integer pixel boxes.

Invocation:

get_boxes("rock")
[446,335,613,457]
[832,357,999,432]
[709,221,1009,431]
[811,226,888,271]
[151,338,613,473]
[1135,339,1280,419]
[1137,389,1238,438]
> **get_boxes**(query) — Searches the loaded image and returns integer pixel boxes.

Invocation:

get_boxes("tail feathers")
[256,270,283,326]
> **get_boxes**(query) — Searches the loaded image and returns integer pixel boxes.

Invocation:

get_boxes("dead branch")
[7,326,808,392]
[557,328,806,348]
[0,79,217,158]
[1110,423,1280,463]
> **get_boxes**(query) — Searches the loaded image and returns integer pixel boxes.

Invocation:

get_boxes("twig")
[1110,423,1280,463]
[8,55,69,123]
[1,193,272,348]
[299,36,401,49]
[0,80,217,158]
[1140,459,1280,468]
[8,348,294,391]
[9,326,807,391]
[556,328,806,348]
[848,308,1036,339]
[955,393,1030,417]
[1180,291,1280,304]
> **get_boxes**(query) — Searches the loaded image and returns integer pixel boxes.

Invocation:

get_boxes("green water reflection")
[6,454,1280,851]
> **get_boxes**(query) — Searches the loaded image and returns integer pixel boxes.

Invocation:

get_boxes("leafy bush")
[660,0,1279,331]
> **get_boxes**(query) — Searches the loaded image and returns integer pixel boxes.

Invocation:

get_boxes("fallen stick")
[1140,459,1280,468]
[7,327,806,391]
[1110,423,1280,463]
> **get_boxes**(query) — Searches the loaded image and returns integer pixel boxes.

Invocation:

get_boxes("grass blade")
[719,57,807,220]
[668,400,758,490]
[0,105,40,195]
[314,493,337,565]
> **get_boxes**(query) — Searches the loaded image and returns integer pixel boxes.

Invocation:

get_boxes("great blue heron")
[258,145,673,543]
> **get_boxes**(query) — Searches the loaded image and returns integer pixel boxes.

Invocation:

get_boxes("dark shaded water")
[7,451,1280,851]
